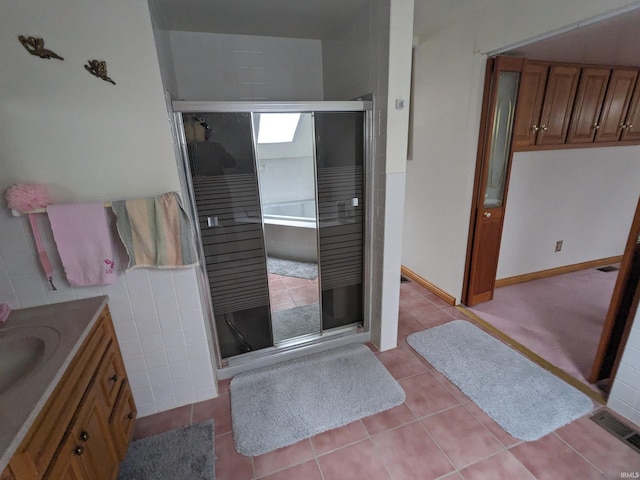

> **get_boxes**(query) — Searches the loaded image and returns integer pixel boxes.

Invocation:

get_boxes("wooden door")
[464,57,522,306]
[536,65,580,145]
[512,61,548,148]
[621,77,640,141]
[566,68,611,144]
[595,69,638,143]
[590,196,640,385]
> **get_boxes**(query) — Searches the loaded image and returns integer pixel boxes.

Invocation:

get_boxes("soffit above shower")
[150,0,369,39]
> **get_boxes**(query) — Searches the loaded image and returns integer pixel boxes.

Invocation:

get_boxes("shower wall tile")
[0,212,217,418]
[169,31,323,101]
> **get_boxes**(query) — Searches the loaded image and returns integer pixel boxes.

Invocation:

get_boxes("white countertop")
[0,296,108,473]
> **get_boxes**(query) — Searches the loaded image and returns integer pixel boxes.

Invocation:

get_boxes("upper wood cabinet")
[513,62,548,147]
[511,59,640,150]
[536,65,580,145]
[566,68,611,144]
[621,76,640,141]
[595,69,638,143]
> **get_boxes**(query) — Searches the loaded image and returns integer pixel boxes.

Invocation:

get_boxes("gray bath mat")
[117,420,215,479]
[230,344,405,456]
[407,321,593,441]
[272,303,320,342]
[268,256,318,280]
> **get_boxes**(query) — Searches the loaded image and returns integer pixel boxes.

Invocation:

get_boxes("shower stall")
[173,101,373,376]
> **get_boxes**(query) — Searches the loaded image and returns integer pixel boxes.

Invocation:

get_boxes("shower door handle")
[207,216,219,227]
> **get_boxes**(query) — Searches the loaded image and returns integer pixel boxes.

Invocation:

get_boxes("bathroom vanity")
[0,296,136,480]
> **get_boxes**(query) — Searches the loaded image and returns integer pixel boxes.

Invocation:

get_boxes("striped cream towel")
[112,192,198,269]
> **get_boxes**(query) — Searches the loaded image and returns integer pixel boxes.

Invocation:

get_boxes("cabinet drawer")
[110,379,137,461]
[9,312,111,480]
[96,341,126,411]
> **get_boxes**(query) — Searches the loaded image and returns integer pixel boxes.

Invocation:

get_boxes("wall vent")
[597,265,620,272]
[590,410,640,454]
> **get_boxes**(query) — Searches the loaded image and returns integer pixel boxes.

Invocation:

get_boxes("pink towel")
[47,203,116,287]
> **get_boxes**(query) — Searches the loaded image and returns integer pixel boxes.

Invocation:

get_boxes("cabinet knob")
[532,125,539,132]
[628,124,634,130]
[540,124,548,131]
[593,124,600,130]
[483,211,492,218]
[127,412,134,420]
[79,431,90,441]
[110,374,118,382]
[74,446,84,456]
[620,124,628,129]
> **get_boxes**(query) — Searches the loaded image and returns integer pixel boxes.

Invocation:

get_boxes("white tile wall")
[609,306,640,425]
[0,207,216,418]
[169,31,324,101]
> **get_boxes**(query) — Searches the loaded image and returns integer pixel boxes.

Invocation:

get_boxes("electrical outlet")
[555,240,563,252]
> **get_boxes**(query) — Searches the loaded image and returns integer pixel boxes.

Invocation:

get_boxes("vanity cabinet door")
[110,379,137,461]
[44,431,89,480]
[67,384,120,480]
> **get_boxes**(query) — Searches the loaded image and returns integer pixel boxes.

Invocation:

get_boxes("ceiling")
[504,6,640,67]
[151,0,640,66]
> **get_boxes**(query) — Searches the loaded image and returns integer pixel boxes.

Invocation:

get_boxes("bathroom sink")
[0,325,61,395]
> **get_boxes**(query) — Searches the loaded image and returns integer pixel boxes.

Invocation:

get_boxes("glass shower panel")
[484,72,519,208]
[183,113,272,358]
[314,112,365,330]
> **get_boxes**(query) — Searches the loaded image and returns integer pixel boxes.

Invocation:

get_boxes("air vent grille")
[590,410,640,454]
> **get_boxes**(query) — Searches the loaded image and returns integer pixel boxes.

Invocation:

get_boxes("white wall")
[169,31,324,101]
[497,147,640,279]
[0,0,215,417]
[403,16,486,300]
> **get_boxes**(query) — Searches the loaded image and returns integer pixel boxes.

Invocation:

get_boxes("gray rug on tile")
[267,256,318,280]
[230,344,405,456]
[407,320,594,441]
[117,420,215,480]
[272,303,320,343]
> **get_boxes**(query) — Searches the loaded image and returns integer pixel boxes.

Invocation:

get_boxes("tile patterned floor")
[134,279,640,479]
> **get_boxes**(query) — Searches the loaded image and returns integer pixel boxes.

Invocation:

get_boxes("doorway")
[462,57,640,397]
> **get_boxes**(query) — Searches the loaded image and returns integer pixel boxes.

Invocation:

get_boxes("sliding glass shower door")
[314,112,365,330]
[176,102,369,365]
[184,113,272,358]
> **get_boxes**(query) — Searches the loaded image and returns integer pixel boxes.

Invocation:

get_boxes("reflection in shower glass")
[253,113,322,344]
[183,113,272,358]
[314,112,365,330]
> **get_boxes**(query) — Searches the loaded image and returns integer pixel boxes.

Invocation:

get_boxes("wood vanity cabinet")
[5,305,136,480]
